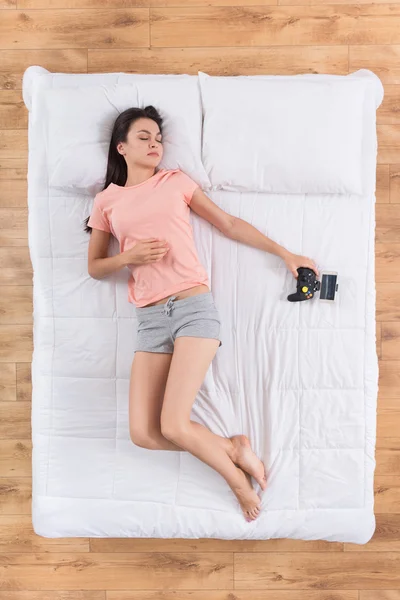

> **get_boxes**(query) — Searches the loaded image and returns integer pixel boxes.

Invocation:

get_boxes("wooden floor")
[1,0,400,598]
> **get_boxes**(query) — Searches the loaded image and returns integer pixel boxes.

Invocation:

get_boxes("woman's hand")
[120,238,169,267]
[283,252,319,279]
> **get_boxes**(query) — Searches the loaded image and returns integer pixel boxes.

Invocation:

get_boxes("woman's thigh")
[161,336,220,434]
[129,350,173,444]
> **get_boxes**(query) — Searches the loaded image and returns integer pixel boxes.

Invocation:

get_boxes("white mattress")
[22,66,382,543]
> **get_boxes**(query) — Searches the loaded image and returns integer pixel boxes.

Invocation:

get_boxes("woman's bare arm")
[88,228,126,279]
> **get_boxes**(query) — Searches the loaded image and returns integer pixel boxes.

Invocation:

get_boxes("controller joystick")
[287,267,320,302]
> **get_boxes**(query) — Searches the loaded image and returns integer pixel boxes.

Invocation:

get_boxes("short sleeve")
[87,193,111,233]
[179,170,200,206]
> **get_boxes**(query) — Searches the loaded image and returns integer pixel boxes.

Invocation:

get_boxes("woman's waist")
[144,284,210,307]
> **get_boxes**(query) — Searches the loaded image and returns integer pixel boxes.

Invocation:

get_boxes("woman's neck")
[124,165,157,187]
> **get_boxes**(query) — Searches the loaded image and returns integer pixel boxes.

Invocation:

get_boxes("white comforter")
[22,66,383,543]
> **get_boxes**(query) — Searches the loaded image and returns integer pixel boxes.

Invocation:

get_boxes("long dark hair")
[83,105,163,234]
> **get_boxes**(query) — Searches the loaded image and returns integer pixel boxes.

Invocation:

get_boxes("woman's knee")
[129,425,160,449]
[160,415,188,443]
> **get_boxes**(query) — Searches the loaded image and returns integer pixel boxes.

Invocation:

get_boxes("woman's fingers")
[304,257,319,276]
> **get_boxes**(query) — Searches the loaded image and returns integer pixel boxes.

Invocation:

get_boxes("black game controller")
[287,267,320,302]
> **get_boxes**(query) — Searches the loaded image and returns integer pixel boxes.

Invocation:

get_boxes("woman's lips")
[148,152,159,156]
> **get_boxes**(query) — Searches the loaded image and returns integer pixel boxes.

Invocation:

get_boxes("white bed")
[22,65,383,543]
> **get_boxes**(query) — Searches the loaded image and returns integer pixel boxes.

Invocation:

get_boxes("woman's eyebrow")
[137,129,162,137]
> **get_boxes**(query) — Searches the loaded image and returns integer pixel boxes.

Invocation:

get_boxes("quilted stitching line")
[298,193,306,509]
[166,300,180,506]
[235,192,243,430]
[111,72,123,500]
[111,264,118,498]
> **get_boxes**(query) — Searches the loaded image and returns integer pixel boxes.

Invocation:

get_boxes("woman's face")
[117,118,164,168]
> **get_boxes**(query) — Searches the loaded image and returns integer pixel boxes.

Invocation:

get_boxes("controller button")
[302,286,308,292]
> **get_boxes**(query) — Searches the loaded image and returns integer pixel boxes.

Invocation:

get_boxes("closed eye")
[140,137,162,143]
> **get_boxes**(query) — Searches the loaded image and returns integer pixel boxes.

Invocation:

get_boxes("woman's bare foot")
[230,434,267,490]
[232,468,262,521]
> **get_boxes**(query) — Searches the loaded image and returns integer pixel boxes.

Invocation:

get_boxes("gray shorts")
[134,291,222,354]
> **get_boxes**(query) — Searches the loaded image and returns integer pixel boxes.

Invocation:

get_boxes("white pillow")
[42,76,210,196]
[199,71,374,196]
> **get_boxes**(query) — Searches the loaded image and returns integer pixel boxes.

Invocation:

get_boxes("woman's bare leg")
[129,351,267,485]
[129,345,266,521]
[129,350,183,452]
[160,336,265,521]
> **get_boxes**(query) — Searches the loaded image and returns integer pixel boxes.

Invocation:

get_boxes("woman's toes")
[246,509,257,522]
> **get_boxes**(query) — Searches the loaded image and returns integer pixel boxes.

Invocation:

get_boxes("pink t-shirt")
[87,168,210,307]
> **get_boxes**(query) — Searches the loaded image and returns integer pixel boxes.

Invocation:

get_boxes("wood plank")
[150,6,400,49]
[0,209,28,244]
[378,124,400,164]
[0,166,27,180]
[0,268,32,285]
[377,284,400,321]
[378,398,400,438]
[0,515,91,552]
[0,158,26,170]
[0,594,104,600]
[0,90,27,129]
[283,0,400,4]
[0,180,27,207]
[377,361,400,398]
[91,538,343,553]
[234,552,400,589]
[377,438,400,450]
[376,206,400,244]
[0,440,31,477]
[0,9,149,49]
[0,477,31,514]
[379,397,400,410]
[0,130,26,159]
[0,553,233,590]
[377,322,382,359]
[376,452,400,476]
[0,363,16,401]
[373,477,400,513]
[0,326,32,362]
[361,593,400,600]
[382,323,400,360]
[390,164,400,203]
[107,592,358,600]
[0,234,28,246]
[377,165,390,204]
[0,286,32,325]
[378,85,400,125]
[376,244,400,282]
[0,402,31,438]
[19,0,278,6]
[0,247,32,285]
[88,45,349,75]
[16,363,31,402]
